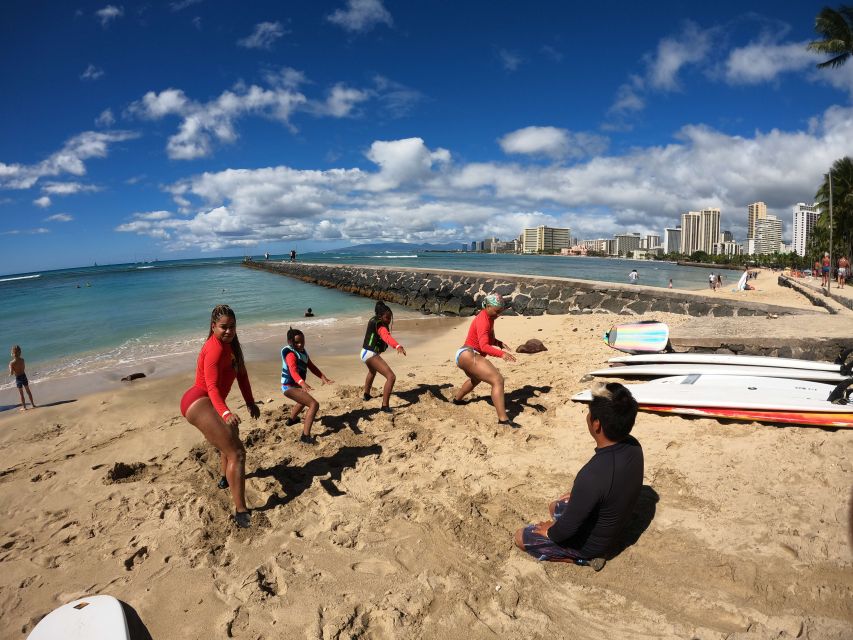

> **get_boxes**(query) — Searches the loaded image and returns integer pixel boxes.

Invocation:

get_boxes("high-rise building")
[522,225,571,253]
[471,241,477,251]
[753,215,782,255]
[680,212,701,255]
[792,202,820,257]
[614,232,642,256]
[720,230,733,242]
[699,208,721,253]
[747,202,767,240]
[645,234,661,249]
[664,227,681,254]
[713,241,742,256]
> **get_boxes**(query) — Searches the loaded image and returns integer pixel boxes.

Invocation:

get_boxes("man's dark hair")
[286,326,304,343]
[589,382,638,440]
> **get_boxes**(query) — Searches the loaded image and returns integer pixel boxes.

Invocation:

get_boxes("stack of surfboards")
[579,321,853,428]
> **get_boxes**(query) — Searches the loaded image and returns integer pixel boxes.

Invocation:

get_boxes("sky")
[2,0,852,274]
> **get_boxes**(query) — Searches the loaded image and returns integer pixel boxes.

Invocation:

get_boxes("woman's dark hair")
[589,382,638,441]
[375,300,392,316]
[208,304,245,373]
[287,326,304,344]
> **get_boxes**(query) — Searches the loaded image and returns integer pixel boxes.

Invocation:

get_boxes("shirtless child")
[9,345,36,410]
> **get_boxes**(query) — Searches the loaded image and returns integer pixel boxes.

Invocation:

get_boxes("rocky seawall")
[244,260,815,318]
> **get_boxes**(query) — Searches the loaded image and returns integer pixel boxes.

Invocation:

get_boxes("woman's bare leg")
[185,397,247,512]
[363,367,377,397]
[366,355,396,407]
[284,388,319,436]
[457,351,508,420]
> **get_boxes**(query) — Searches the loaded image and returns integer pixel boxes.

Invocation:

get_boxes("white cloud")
[498,49,522,72]
[95,5,123,27]
[365,138,450,190]
[608,22,714,118]
[33,196,51,208]
[41,182,100,195]
[725,40,816,84]
[1,228,49,236]
[46,213,73,222]
[170,0,202,10]
[81,64,104,81]
[128,71,414,159]
[499,126,608,160]
[96,108,116,127]
[0,130,138,190]
[237,21,285,50]
[327,0,392,33]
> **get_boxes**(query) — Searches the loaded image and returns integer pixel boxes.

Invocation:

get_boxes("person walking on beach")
[822,252,831,287]
[668,279,673,289]
[514,382,643,569]
[453,293,519,428]
[708,273,715,290]
[179,305,260,528]
[361,301,406,413]
[9,345,36,411]
[837,256,849,288]
[628,269,639,284]
[281,327,333,444]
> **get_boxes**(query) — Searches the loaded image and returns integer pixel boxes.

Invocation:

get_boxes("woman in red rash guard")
[453,293,519,427]
[180,305,260,528]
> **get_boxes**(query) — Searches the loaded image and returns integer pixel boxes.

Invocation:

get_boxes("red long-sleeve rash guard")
[195,335,255,416]
[284,351,324,386]
[463,310,504,357]
[377,325,400,350]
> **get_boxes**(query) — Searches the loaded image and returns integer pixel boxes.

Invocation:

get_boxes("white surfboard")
[572,374,850,413]
[589,363,847,383]
[608,353,843,373]
[27,595,130,640]
[736,270,749,291]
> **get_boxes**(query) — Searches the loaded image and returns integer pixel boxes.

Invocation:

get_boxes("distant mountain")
[316,242,465,254]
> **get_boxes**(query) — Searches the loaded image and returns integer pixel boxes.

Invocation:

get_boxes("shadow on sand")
[121,600,153,640]
[607,485,659,559]
[394,382,454,407]
[461,384,552,419]
[0,399,77,413]
[248,444,382,511]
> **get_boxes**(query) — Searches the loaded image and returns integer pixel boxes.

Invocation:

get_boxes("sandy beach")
[2,282,852,639]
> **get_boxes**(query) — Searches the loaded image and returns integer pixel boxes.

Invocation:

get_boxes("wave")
[0,274,41,282]
[137,266,156,270]
[368,255,418,258]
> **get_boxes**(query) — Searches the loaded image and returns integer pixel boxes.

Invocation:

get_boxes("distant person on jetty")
[628,269,639,284]
[304,308,314,317]
[822,252,831,287]
[9,345,36,411]
[290,249,297,263]
[837,256,849,289]
[514,382,643,569]
[453,293,519,428]
[280,327,333,445]
[179,305,260,529]
[361,301,406,413]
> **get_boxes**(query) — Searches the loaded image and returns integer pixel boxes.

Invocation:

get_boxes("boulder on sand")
[516,339,547,354]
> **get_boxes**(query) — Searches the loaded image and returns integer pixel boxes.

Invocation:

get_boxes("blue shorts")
[15,374,29,389]
[520,500,584,562]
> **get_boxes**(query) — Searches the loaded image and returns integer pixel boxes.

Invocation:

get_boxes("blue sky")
[2,0,852,273]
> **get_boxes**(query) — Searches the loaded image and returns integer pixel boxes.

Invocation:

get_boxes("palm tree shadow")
[606,485,659,559]
[394,382,454,408]
[248,444,382,511]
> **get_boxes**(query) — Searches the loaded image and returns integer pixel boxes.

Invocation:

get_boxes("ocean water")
[2,253,740,390]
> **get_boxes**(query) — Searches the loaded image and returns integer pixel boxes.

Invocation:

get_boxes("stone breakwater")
[244,260,815,318]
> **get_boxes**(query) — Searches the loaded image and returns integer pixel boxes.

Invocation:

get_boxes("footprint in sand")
[351,558,398,577]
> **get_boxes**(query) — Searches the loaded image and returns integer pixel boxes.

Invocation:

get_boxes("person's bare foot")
[19,407,27,412]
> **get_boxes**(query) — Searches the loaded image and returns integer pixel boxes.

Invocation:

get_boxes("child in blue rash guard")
[281,327,333,445]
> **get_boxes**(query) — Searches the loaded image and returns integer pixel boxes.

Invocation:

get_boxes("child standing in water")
[361,301,406,413]
[9,345,36,410]
[281,327,333,445]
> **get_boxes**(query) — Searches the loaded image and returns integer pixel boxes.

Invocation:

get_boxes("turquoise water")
[3,253,740,388]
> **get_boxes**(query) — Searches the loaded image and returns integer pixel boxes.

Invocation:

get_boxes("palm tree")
[807,6,853,68]
[808,157,853,263]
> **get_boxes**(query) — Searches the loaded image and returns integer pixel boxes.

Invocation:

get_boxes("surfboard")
[736,270,749,291]
[571,375,853,427]
[604,321,669,353]
[27,595,130,640]
[589,363,847,383]
[608,353,844,373]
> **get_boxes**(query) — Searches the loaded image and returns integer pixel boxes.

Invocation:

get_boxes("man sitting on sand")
[514,382,643,569]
